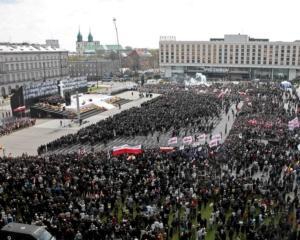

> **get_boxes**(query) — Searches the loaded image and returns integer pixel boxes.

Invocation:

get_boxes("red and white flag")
[182,136,193,145]
[248,119,257,126]
[196,133,206,144]
[212,133,222,141]
[293,117,299,128]
[288,117,299,130]
[209,139,219,148]
[160,147,175,153]
[168,137,178,145]
[218,91,225,99]
[13,106,26,112]
[112,144,142,156]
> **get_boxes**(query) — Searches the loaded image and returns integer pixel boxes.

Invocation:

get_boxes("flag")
[209,139,219,148]
[217,91,225,98]
[196,133,206,144]
[160,147,175,153]
[248,119,257,126]
[212,134,222,141]
[293,117,299,128]
[112,144,142,156]
[13,106,26,112]
[288,120,294,130]
[168,137,178,145]
[264,121,273,129]
[182,136,193,145]
[288,117,299,130]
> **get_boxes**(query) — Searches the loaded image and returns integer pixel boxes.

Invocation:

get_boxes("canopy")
[280,81,292,88]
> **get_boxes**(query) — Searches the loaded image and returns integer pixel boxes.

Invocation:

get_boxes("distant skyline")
[0,0,300,51]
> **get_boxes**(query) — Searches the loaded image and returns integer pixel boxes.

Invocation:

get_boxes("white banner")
[212,133,222,141]
[209,139,219,148]
[182,136,193,145]
[168,137,178,145]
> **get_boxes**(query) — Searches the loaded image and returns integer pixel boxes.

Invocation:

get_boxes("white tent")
[280,81,292,89]
[185,73,210,87]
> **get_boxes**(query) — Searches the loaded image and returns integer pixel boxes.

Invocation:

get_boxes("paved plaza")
[48,102,243,155]
[0,91,159,156]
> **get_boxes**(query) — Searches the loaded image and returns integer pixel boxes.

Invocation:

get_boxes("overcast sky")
[0,0,299,51]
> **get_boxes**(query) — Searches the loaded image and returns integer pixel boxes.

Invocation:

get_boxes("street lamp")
[113,18,122,76]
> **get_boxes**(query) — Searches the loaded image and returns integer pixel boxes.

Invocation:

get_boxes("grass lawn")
[88,86,106,93]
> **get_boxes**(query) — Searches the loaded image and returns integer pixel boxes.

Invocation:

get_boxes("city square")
[0,0,300,239]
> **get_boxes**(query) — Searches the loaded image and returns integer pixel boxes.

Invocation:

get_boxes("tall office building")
[159,34,300,80]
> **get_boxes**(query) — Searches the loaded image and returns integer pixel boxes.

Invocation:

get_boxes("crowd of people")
[0,117,36,137]
[1,82,300,239]
[38,91,228,154]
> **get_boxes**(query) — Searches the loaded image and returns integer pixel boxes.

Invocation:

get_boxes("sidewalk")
[0,91,159,157]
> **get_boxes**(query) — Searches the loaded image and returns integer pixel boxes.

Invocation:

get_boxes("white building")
[0,43,68,96]
[159,34,300,81]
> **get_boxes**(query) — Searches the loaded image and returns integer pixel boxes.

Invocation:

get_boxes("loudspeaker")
[65,92,71,106]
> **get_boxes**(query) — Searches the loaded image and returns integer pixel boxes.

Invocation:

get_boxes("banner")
[182,136,193,145]
[112,144,142,156]
[209,139,219,148]
[13,106,26,112]
[212,133,222,141]
[288,117,299,130]
[160,147,175,153]
[197,133,206,143]
[248,119,257,126]
[168,137,178,145]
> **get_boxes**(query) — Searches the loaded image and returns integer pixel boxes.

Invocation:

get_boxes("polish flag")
[212,133,222,141]
[112,144,142,156]
[238,91,247,96]
[160,147,175,153]
[218,91,225,98]
[196,133,206,144]
[13,106,26,112]
[209,139,219,148]
[183,136,193,145]
[168,137,178,145]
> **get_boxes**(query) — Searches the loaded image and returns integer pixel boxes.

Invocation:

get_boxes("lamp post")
[113,18,122,75]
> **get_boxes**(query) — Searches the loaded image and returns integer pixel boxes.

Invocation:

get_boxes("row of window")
[4,69,67,83]
[2,53,67,62]
[7,61,64,71]
[161,46,300,66]
[161,44,300,63]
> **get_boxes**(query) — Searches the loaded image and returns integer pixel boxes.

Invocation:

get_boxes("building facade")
[159,34,300,80]
[124,48,156,71]
[76,29,101,55]
[75,29,123,57]
[68,59,118,79]
[0,43,68,96]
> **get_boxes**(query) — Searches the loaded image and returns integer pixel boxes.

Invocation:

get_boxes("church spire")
[88,28,93,42]
[77,26,83,42]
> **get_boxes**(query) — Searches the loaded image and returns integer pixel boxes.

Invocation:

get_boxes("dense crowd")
[1,83,300,239]
[0,117,36,136]
[39,91,228,154]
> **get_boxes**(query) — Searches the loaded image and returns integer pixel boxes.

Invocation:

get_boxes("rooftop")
[160,34,300,44]
[0,43,67,53]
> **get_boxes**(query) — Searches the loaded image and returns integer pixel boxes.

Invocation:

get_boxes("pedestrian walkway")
[0,91,159,157]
